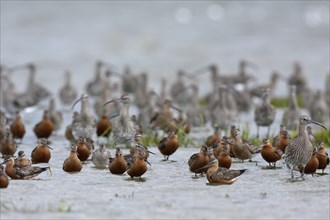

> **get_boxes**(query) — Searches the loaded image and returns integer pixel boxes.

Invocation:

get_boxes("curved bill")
[169,104,182,113]
[244,60,259,72]
[5,63,30,73]
[310,120,327,130]
[189,65,210,77]
[103,98,120,107]
[71,97,83,110]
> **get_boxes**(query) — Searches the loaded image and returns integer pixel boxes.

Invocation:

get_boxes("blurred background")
[1,1,329,96]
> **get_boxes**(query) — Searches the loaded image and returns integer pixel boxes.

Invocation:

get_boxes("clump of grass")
[270,95,304,108]
[314,129,330,146]
[177,129,196,148]
[241,123,262,146]
[198,97,207,107]
[142,130,161,147]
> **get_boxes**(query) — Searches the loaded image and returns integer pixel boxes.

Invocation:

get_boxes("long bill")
[71,97,83,110]
[310,120,327,130]
[103,98,120,108]
[195,162,212,173]
[170,104,182,113]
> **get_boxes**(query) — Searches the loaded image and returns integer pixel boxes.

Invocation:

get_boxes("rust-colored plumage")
[76,136,94,161]
[63,145,82,173]
[0,164,9,188]
[188,145,209,176]
[96,115,112,138]
[126,150,148,178]
[218,141,232,169]
[316,142,329,173]
[273,126,289,153]
[34,110,54,139]
[109,147,127,175]
[157,131,179,160]
[31,138,52,163]
[300,149,319,176]
[206,126,221,147]
[261,138,283,167]
[10,111,25,142]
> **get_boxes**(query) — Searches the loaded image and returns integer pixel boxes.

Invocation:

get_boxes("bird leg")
[256,126,260,139]
[290,165,294,179]
[267,126,270,138]
[300,167,305,180]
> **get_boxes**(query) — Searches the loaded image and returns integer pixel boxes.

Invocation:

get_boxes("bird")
[64,124,75,143]
[86,60,105,97]
[129,134,154,160]
[249,71,280,99]
[64,111,79,143]
[209,85,233,134]
[103,94,137,146]
[157,131,179,161]
[150,99,181,134]
[75,136,94,162]
[218,138,232,169]
[10,111,25,143]
[48,97,63,132]
[188,145,209,177]
[71,94,97,140]
[230,128,260,162]
[282,85,301,130]
[300,148,319,176]
[260,138,283,168]
[14,150,32,166]
[4,157,49,179]
[33,110,54,139]
[96,111,112,139]
[63,145,82,173]
[59,70,78,105]
[284,115,327,179]
[198,157,246,185]
[308,90,328,124]
[91,144,111,169]
[206,125,221,147]
[31,138,52,163]
[126,149,149,179]
[211,140,222,159]
[316,142,329,174]
[306,126,315,144]
[254,89,276,138]
[0,128,17,158]
[0,164,9,188]
[109,147,127,175]
[288,62,307,97]
[0,111,8,141]
[272,125,290,153]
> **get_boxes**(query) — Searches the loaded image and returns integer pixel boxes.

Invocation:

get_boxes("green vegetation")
[314,129,330,146]
[270,95,304,108]
[177,128,196,148]
[141,130,161,147]
[241,123,262,146]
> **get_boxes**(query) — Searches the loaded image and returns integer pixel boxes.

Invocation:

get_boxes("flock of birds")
[0,60,329,188]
